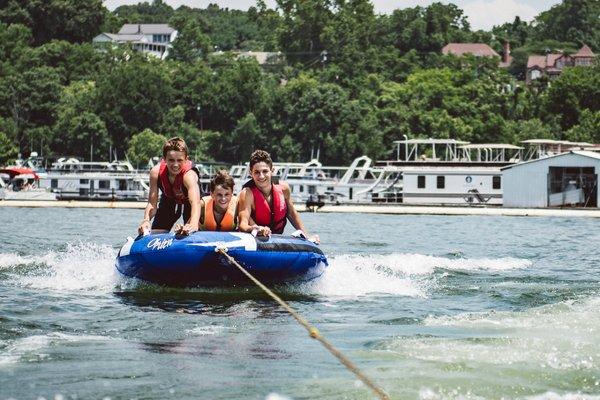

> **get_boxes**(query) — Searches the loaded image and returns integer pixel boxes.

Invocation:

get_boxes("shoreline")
[2,200,600,218]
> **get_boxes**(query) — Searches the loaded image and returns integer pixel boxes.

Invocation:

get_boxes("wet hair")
[249,149,273,169]
[162,137,188,158]
[210,170,235,192]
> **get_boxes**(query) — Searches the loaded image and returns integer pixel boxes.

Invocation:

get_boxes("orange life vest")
[158,160,192,204]
[250,184,287,234]
[201,195,238,231]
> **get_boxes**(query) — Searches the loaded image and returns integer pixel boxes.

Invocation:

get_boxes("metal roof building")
[502,151,600,208]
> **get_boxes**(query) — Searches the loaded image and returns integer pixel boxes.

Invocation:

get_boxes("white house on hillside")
[93,24,177,60]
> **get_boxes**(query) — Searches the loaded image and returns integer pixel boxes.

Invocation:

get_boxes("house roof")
[92,33,146,43]
[442,43,500,57]
[118,24,175,35]
[501,150,600,170]
[574,44,595,57]
[111,33,145,41]
[526,53,565,69]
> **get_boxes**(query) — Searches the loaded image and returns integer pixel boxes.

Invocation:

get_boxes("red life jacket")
[158,159,192,204]
[250,184,287,234]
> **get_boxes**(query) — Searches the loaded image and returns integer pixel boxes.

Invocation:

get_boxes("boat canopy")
[0,168,39,180]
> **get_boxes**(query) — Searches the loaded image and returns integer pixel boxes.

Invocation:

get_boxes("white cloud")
[103,0,557,30]
[461,0,539,30]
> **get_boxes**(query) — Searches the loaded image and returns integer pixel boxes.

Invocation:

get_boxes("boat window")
[308,186,316,194]
[98,180,110,189]
[493,176,501,189]
[299,185,304,193]
[417,175,426,189]
[119,180,128,190]
[437,176,445,189]
[51,179,58,189]
[80,179,89,184]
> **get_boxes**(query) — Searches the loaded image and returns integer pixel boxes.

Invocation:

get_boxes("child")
[199,170,238,231]
[238,150,319,243]
[138,137,200,235]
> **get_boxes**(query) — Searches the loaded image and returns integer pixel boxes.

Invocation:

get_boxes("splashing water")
[2,242,120,293]
[379,296,600,371]
[306,253,532,298]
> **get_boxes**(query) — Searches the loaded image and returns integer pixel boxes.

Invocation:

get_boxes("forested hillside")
[0,0,598,166]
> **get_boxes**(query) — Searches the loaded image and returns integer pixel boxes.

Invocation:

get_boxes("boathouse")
[502,151,600,208]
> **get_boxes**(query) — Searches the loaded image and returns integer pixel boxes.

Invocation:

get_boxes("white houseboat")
[401,166,503,205]
[38,158,149,201]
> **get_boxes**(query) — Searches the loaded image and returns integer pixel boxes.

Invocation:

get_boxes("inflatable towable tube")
[115,231,328,286]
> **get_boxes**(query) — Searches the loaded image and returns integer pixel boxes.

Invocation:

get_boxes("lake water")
[1,207,599,399]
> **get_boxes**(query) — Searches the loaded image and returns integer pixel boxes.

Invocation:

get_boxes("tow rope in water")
[216,246,390,400]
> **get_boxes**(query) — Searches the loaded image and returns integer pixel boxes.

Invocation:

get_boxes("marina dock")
[2,199,600,218]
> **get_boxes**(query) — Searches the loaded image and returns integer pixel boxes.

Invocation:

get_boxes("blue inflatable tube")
[115,231,328,286]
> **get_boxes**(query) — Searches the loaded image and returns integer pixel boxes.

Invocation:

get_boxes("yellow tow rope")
[216,246,390,400]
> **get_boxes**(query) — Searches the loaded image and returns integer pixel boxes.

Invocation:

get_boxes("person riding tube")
[200,170,238,231]
[238,149,319,243]
[138,137,200,236]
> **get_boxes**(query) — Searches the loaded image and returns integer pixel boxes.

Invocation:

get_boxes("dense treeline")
[0,0,598,166]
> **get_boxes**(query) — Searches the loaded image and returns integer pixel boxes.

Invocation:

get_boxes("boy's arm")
[138,166,159,235]
[178,170,201,234]
[282,181,320,244]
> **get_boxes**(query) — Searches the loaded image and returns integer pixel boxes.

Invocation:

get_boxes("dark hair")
[210,170,235,192]
[163,137,188,158]
[249,149,273,169]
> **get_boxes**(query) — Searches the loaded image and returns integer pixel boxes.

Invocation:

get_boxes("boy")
[238,150,319,243]
[199,170,238,231]
[138,137,200,235]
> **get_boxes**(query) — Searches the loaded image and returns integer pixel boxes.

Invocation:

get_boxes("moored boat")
[116,231,328,286]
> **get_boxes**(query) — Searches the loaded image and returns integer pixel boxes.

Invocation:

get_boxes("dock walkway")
[2,200,600,218]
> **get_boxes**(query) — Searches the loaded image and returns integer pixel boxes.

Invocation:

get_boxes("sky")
[103,0,563,31]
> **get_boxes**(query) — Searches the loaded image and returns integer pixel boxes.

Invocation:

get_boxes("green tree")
[0,23,32,73]
[320,0,377,83]
[95,57,174,151]
[248,0,283,51]
[52,81,109,159]
[158,105,210,161]
[20,41,107,84]
[168,19,212,62]
[126,129,167,168]
[55,112,110,160]
[532,0,600,49]
[204,57,267,134]
[277,0,334,65]
[112,0,174,24]
[0,66,62,154]
[491,16,531,49]
[0,0,105,45]
[387,3,472,54]
[565,110,600,143]
[542,64,600,130]
[228,112,263,163]
[0,130,18,165]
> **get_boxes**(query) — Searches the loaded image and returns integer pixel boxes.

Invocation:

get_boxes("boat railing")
[50,159,139,173]
[340,156,373,184]
[458,144,523,163]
